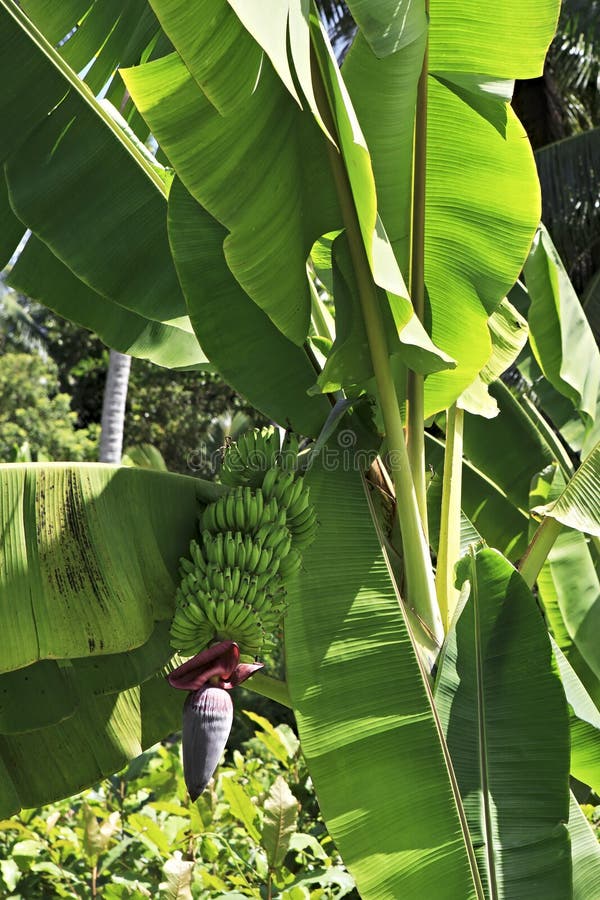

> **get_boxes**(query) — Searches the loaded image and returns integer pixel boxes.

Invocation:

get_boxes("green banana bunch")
[220,426,300,488]
[170,427,317,657]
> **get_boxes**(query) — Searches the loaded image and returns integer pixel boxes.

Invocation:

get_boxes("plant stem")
[311,45,444,649]
[248,673,291,708]
[518,516,563,588]
[435,405,464,630]
[407,26,430,538]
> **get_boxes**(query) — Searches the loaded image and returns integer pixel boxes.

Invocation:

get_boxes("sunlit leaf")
[435,548,571,898]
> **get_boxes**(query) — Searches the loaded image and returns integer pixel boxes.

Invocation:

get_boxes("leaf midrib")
[1,0,167,197]
[472,553,499,899]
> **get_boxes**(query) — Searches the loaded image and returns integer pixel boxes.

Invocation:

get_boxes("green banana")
[171,429,318,657]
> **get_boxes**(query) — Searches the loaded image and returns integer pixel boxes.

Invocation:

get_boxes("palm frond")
[535,128,600,290]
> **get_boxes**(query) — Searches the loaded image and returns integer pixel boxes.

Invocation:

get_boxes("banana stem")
[435,405,464,630]
[311,43,444,650]
[407,27,429,539]
[518,516,563,589]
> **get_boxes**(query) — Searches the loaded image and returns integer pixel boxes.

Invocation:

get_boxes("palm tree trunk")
[99,349,131,463]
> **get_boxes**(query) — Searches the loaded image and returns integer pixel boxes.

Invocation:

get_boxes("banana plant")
[1,0,600,897]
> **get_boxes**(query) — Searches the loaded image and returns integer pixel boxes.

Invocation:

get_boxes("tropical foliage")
[0,352,99,462]
[1,1,600,898]
[0,724,354,899]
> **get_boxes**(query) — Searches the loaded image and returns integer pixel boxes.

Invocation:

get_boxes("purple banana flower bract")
[168,641,263,800]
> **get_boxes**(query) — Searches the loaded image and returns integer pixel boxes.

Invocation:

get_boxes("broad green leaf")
[316,233,451,395]
[5,96,188,330]
[226,0,324,129]
[221,775,261,843]
[311,20,454,377]
[0,660,77,734]
[261,776,299,869]
[71,621,175,695]
[52,0,158,98]
[458,299,528,418]
[428,0,560,79]
[20,0,164,139]
[462,380,555,512]
[531,467,600,711]
[167,177,330,437]
[20,0,92,44]
[286,460,482,899]
[8,236,209,371]
[0,176,24,269]
[0,672,181,816]
[0,1,68,160]
[0,636,181,735]
[533,441,600,537]
[345,0,427,56]
[435,549,571,898]
[523,225,600,439]
[127,0,338,345]
[0,1,198,346]
[431,73,513,137]
[343,30,542,414]
[342,27,424,279]
[122,444,169,471]
[569,795,600,899]
[552,639,600,793]
[0,462,221,670]
[539,528,600,686]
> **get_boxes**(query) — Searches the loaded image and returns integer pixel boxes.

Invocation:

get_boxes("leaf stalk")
[311,42,444,650]
[436,404,464,630]
[518,516,563,588]
[407,27,430,538]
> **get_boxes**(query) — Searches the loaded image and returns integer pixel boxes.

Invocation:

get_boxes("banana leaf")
[0,463,221,671]
[569,794,600,899]
[533,440,600,537]
[523,225,600,452]
[435,548,571,899]
[0,0,204,372]
[285,459,483,899]
[0,672,181,816]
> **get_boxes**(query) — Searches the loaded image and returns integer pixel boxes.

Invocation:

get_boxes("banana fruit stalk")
[170,427,317,657]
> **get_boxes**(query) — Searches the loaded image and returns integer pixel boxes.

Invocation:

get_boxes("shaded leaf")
[8,236,209,371]
[523,225,600,441]
[0,462,221,669]
[533,440,600,537]
[168,177,330,436]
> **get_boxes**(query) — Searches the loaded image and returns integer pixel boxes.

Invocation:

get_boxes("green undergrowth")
[0,712,356,900]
